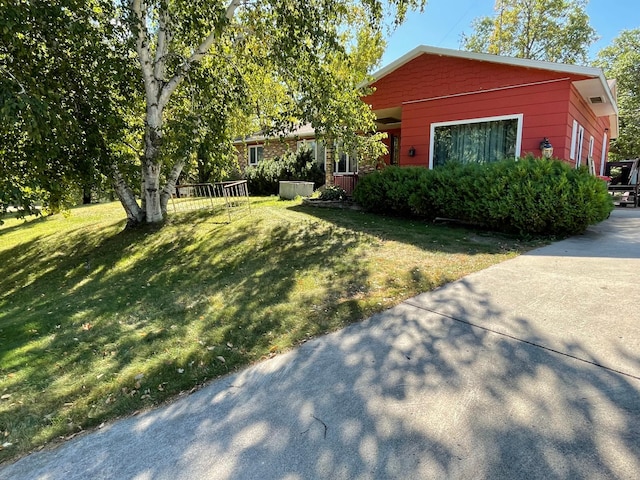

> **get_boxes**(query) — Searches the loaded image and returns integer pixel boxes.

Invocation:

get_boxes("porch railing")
[334,174,359,196]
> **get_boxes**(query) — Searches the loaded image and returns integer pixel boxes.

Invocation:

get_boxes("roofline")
[372,45,607,82]
[369,45,617,113]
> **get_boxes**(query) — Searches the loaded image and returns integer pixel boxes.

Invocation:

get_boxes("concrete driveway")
[2,209,639,479]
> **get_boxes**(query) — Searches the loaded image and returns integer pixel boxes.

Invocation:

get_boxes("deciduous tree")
[461,0,597,64]
[594,29,640,160]
[0,0,136,217]
[118,0,425,225]
[2,1,426,226]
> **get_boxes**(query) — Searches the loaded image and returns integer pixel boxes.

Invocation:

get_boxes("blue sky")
[381,0,640,65]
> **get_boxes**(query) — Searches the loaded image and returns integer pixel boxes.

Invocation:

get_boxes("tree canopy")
[1,0,426,224]
[594,29,640,160]
[461,0,597,64]
[0,0,137,216]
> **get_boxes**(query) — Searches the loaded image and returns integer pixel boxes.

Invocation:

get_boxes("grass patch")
[0,198,544,462]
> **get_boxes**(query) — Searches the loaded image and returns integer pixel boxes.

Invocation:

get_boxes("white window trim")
[588,135,595,174]
[600,132,608,176]
[575,125,585,168]
[248,144,263,166]
[570,120,578,160]
[429,113,524,169]
[335,152,357,174]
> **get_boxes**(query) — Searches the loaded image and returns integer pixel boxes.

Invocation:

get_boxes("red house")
[366,45,618,177]
[235,46,619,193]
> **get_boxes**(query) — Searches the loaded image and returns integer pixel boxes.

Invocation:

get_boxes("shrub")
[352,166,432,217]
[355,157,613,237]
[319,185,348,201]
[245,149,325,195]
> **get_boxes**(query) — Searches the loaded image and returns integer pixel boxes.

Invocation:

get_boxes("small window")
[600,132,608,176]
[335,142,357,174]
[575,125,585,167]
[248,145,263,166]
[570,120,578,160]
[297,140,318,164]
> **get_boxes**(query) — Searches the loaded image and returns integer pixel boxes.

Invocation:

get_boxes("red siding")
[365,53,608,169]
[566,86,611,174]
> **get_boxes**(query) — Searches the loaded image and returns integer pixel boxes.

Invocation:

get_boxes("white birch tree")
[115,0,425,225]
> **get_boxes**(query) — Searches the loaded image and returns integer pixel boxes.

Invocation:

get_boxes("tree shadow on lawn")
[2,279,638,479]
[0,210,378,460]
[289,204,537,255]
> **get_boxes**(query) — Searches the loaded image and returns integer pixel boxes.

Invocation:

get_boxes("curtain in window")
[434,119,518,167]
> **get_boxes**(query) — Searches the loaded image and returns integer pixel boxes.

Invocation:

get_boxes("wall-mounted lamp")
[408,146,416,157]
[539,138,553,158]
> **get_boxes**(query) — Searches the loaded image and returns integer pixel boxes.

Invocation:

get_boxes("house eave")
[369,45,610,85]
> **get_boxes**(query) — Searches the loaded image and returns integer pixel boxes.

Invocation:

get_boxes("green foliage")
[352,166,431,216]
[245,148,325,195]
[594,29,640,160]
[354,158,614,236]
[1,0,427,223]
[461,0,597,64]
[0,0,137,217]
[319,185,348,201]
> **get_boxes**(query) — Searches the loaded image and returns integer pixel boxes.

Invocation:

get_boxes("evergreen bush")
[354,157,613,237]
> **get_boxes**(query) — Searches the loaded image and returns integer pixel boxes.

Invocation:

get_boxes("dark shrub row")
[352,157,613,236]
[245,149,324,196]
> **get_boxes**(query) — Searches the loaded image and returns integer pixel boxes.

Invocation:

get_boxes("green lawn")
[0,198,542,462]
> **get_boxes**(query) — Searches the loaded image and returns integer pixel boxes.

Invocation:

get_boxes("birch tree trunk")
[112,163,145,225]
[119,0,242,225]
[143,106,165,223]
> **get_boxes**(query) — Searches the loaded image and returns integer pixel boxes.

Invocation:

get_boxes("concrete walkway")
[2,209,640,479]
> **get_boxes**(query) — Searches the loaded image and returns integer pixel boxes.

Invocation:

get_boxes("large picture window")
[430,114,523,168]
[248,145,263,166]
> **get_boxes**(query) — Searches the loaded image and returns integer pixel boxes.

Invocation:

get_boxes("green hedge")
[351,166,432,216]
[245,149,325,196]
[353,157,613,237]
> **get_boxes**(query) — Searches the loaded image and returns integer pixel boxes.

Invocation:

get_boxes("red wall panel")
[365,53,609,169]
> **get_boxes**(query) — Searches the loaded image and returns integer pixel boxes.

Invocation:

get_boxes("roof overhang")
[232,123,316,145]
[572,78,617,117]
[372,106,402,129]
[370,45,612,85]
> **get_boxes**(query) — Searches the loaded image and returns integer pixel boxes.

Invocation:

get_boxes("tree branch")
[0,66,26,94]
[130,0,157,101]
[154,5,170,83]
[158,0,244,108]
[160,159,185,215]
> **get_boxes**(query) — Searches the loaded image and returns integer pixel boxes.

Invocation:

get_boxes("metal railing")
[170,181,251,222]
